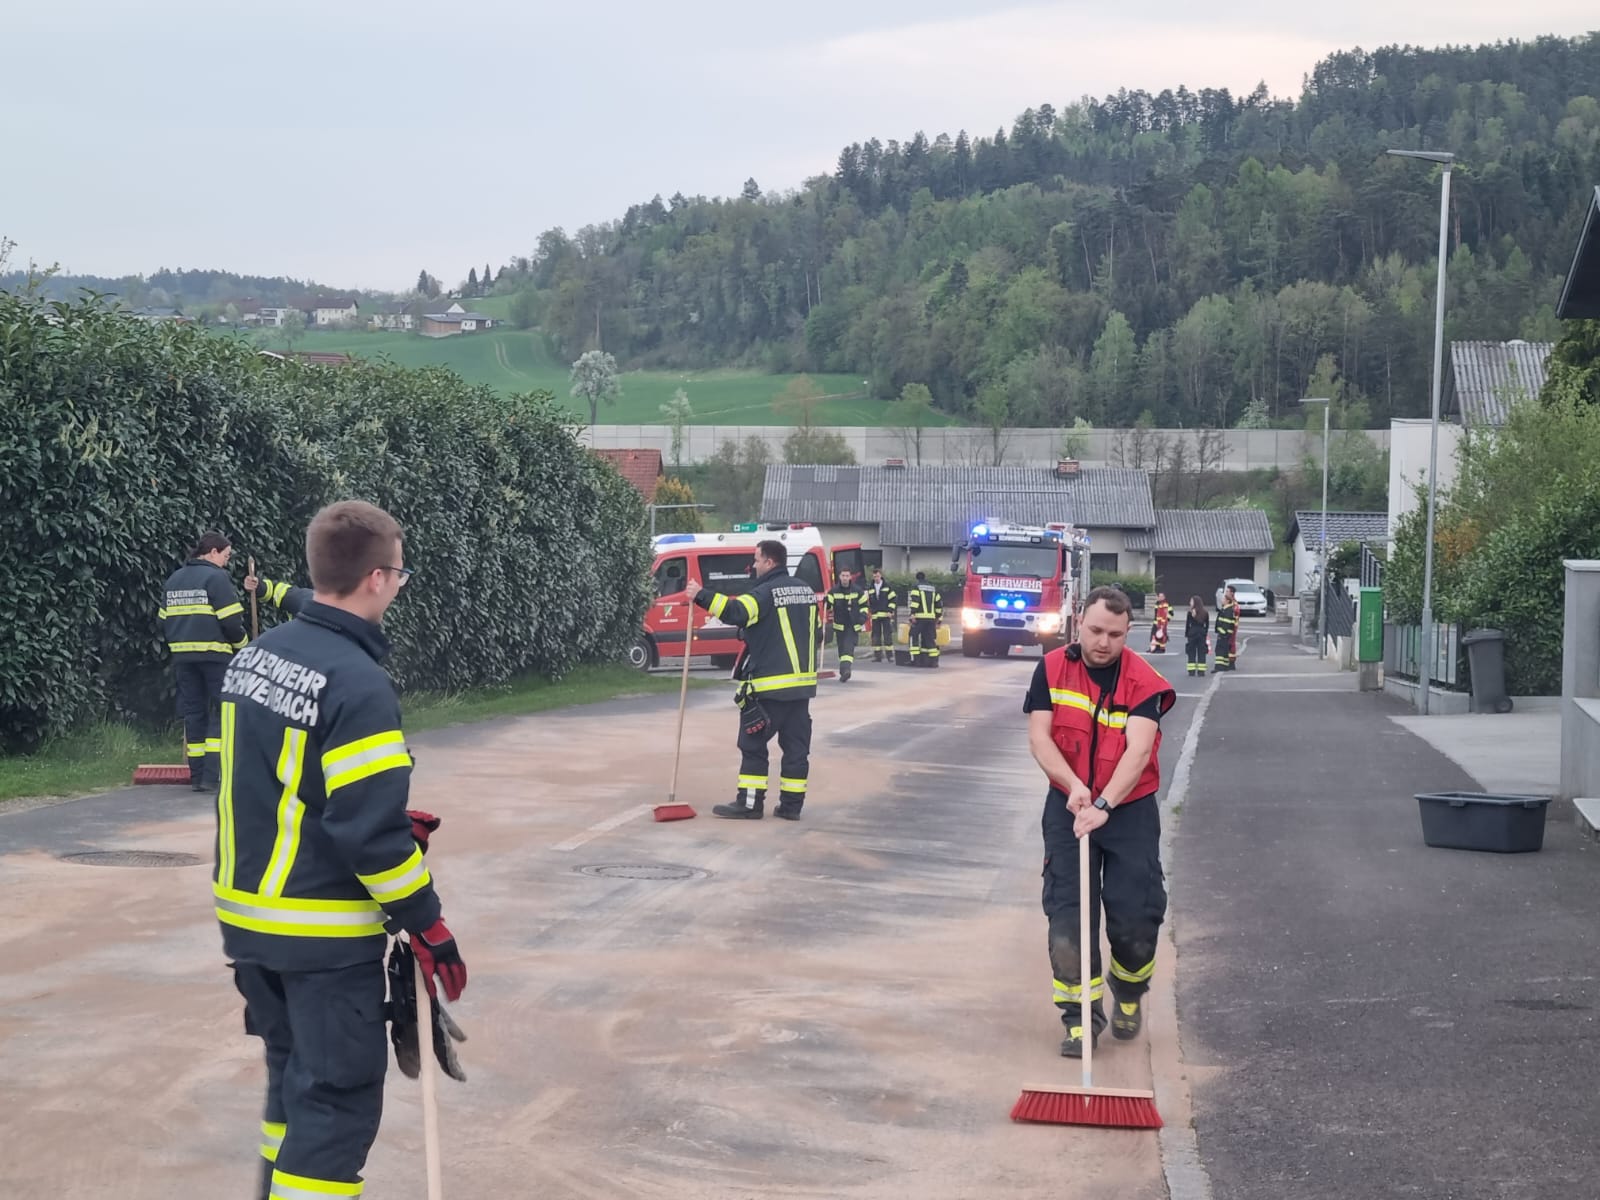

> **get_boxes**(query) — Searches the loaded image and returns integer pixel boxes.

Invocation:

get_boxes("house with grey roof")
[1446,339,1552,428]
[1125,509,1275,602]
[1556,185,1600,319]
[759,462,1154,575]
[1287,511,1388,597]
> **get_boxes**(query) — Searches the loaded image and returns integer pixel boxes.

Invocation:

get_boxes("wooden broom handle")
[247,556,259,640]
[1080,826,1093,1093]
[414,957,444,1200]
[668,606,694,803]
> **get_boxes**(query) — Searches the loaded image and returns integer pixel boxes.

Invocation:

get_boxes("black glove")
[386,938,467,1081]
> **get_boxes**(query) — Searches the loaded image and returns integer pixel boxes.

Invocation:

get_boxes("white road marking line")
[551,805,652,852]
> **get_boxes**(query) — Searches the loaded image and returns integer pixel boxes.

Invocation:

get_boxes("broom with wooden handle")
[1010,823,1162,1129]
[414,957,444,1200]
[654,605,697,821]
[248,556,259,639]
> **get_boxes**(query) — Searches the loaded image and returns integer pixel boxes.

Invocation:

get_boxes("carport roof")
[1125,509,1274,554]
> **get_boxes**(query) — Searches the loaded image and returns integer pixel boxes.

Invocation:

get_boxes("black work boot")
[773,799,803,821]
[1111,994,1143,1041]
[1059,1002,1107,1058]
[840,660,852,681]
[713,791,764,819]
[190,769,208,793]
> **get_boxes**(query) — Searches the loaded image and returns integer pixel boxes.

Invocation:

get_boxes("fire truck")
[633,524,864,671]
[950,520,1091,658]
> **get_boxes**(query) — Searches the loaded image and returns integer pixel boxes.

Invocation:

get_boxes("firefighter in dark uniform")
[1024,587,1175,1057]
[161,531,249,792]
[826,567,868,681]
[907,571,943,667]
[687,539,820,820]
[1214,585,1240,671]
[245,573,313,618]
[866,567,898,662]
[218,501,467,1200]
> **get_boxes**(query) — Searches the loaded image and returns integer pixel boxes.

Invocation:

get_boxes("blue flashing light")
[972,523,989,538]
[656,534,696,544]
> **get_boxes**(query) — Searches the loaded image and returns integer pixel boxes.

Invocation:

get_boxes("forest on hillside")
[491,33,1600,429]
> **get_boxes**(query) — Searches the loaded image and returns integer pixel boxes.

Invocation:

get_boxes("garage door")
[1153,555,1255,605]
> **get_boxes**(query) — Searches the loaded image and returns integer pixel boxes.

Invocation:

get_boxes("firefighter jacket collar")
[295,601,393,664]
[1044,646,1175,803]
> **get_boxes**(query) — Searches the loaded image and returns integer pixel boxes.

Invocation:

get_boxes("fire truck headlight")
[962,609,984,630]
[1038,613,1062,634]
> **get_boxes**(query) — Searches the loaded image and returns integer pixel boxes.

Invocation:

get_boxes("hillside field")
[245,327,935,426]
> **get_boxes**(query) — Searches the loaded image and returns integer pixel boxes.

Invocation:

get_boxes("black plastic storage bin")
[1416,791,1553,853]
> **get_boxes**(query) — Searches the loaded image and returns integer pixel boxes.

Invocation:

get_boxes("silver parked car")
[1216,578,1269,617]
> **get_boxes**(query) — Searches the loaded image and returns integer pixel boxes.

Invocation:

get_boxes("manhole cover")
[59,850,205,868]
[578,863,706,881]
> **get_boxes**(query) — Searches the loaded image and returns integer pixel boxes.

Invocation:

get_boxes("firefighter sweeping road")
[0,637,1208,1200]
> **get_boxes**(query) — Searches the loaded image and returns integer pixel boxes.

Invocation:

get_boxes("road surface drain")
[578,863,706,881]
[59,850,204,868]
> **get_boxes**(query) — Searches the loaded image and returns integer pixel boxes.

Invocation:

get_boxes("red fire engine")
[951,520,1091,658]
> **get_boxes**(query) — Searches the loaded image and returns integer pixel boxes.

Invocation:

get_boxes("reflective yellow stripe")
[270,1167,363,1197]
[707,594,727,618]
[269,580,292,605]
[1053,976,1105,1002]
[321,730,411,793]
[162,603,217,617]
[736,594,759,622]
[357,845,432,906]
[186,742,206,758]
[260,1120,286,1162]
[1111,956,1155,984]
[205,737,223,752]
[214,884,385,939]
[215,602,244,619]
[748,672,817,692]
[776,606,801,675]
[216,702,238,888]
[1047,689,1128,727]
[736,774,767,789]
[779,777,806,793]
[259,729,308,898]
[170,640,235,654]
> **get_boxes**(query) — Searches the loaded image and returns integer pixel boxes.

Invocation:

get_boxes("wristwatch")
[1091,796,1112,812]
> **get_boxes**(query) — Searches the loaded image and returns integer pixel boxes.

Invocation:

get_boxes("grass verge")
[0,664,710,806]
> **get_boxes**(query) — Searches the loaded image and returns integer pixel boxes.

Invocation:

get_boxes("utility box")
[1358,587,1383,663]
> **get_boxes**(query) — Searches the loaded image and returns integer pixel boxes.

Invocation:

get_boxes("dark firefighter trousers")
[870,615,896,659]
[233,960,388,1200]
[834,624,860,667]
[910,617,940,663]
[1041,792,1166,1026]
[736,696,811,810]
[1186,636,1208,675]
[175,661,226,787]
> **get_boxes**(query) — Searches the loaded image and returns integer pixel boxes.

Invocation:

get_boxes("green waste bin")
[1357,587,1383,663]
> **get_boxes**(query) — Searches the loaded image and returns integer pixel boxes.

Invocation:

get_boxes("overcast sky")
[4,1,1595,291]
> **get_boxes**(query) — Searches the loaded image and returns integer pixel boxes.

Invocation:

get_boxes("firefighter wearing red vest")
[1148,593,1171,654]
[1024,586,1175,1057]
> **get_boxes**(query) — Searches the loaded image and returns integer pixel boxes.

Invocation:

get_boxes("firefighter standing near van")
[826,567,868,681]
[161,531,249,792]
[1024,586,1175,1057]
[218,500,467,1200]
[687,539,820,820]
[907,571,943,668]
[1214,585,1240,671]
[866,567,898,662]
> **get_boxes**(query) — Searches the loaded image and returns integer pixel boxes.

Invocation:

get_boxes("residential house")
[1556,184,1600,319]
[593,448,663,497]
[369,300,423,332]
[421,301,494,337]
[758,462,1157,576]
[244,306,294,328]
[303,296,360,326]
[1124,509,1275,601]
[1287,511,1388,599]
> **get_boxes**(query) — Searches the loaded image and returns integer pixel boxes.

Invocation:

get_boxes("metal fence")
[1383,621,1462,687]
[1325,587,1358,638]
[1359,543,1385,588]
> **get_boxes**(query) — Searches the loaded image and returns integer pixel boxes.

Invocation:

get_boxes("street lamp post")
[1300,398,1332,659]
[1387,148,1455,715]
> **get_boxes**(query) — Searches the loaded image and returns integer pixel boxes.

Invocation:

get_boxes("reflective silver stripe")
[214,894,382,928]
[362,857,429,904]
[322,744,409,788]
[269,1180,362,1200]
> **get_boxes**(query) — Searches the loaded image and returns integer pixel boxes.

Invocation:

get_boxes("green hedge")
[0,294,651,751]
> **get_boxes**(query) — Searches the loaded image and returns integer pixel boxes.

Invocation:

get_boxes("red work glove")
[411,919,467,1002]
[407,809,440,853]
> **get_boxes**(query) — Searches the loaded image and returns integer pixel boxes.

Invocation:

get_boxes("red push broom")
[1011,826,1162,1129]
[654,608,697,822]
